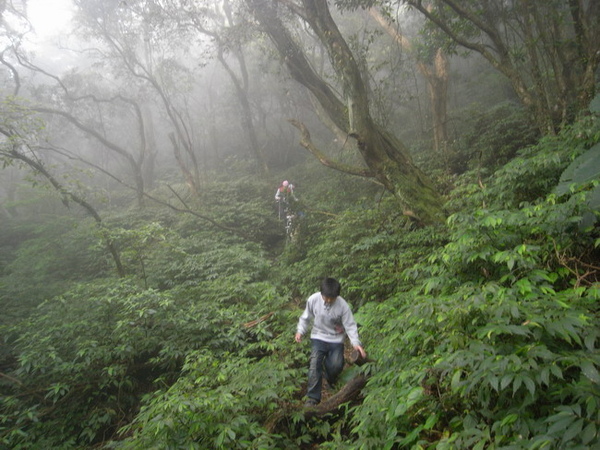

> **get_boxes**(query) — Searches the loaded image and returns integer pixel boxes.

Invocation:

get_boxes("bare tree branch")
[0,134,126,277]
[288,119,374,177]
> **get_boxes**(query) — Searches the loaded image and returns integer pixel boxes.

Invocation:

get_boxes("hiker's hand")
[354,345,366,359]
[295,333,303,343]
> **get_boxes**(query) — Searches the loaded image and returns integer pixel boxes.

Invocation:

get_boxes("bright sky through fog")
[27,0,74,39]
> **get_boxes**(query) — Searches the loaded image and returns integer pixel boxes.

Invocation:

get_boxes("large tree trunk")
[369,9,450,155]
[220,0,269,174]
[247,0,446,225]
[141,105,158,191]
[217,49,269,174]
[429,49,450,155]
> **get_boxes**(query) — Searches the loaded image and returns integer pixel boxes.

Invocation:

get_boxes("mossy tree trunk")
[369,9,450,156]
[247,0,446,225]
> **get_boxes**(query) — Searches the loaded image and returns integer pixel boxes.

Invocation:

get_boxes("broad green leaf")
[561,418,584,444]
[584,330,599,351]
[500,374,513,390]
[579,186,600,230]
[555,143,600,195]
[550,364,563,380]
[500,413,519,427]
[522,376,536,396]
[586,395,598,416]
[580,360,600,383]
[581,422,597,445]
[540,367,550,386]
[473,440,487,450]
[424,413,438,430]
[547,415,575,435]
[513,375,523,395]
[451,370,463,391]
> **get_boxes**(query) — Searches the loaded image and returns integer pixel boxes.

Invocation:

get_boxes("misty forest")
[1,0,600,448]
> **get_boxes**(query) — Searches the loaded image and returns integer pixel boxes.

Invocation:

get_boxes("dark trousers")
[306,339,345,402]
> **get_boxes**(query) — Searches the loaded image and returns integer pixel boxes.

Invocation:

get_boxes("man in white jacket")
[295,278,367,406]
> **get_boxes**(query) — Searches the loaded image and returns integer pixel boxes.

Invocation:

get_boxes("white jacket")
[297,292,362,347]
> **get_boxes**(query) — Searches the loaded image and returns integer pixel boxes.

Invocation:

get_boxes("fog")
[2,0,588,220]
[1,2,598,446]
[27,0,73,40]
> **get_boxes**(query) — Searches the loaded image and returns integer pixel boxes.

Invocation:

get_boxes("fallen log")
[348,349,374,366]
[265,346,373,432]
[265,373,368,432]
[304,374,367,418]
[242,312,274,328]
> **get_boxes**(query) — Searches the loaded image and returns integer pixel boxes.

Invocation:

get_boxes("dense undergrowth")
[1,102,600,448]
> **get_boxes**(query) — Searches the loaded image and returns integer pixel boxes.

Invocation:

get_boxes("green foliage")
[555,142,600,230]
[2,104,600,449]
[340,113,600,449]
[0,272,281,447]
[556,143,600,195]
[447,112,600,214]
[354,260,600,448]
[412,102,539,194]
[451,102,539,174]
[0,216,111,323]
[280,196,448,304]
[0,98,45,153]
[151,232,271,293]
[116,352,303,449]
[191,174,284,248]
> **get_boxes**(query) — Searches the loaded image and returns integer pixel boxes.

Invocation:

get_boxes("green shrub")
[116,352,304,449]
[343,114,600,448]
[0,216,112,323]
[0,273,281,448]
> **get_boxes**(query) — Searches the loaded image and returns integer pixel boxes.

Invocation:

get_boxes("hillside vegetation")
[1,101,600,448]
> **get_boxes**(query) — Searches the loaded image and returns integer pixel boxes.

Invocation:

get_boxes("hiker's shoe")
[324,380,336,391]
[304,398,319,407]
